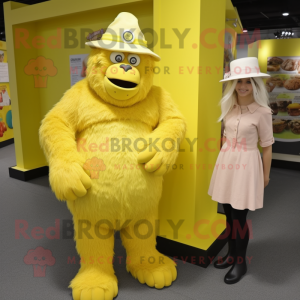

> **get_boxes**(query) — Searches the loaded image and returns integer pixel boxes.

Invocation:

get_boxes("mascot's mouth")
[107,78,138,89]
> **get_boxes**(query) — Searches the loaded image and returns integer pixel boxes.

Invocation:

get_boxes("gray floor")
[1,143,299,300]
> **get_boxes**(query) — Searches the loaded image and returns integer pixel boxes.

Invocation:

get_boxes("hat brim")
[85,40,161,61]
[220,73,270,82]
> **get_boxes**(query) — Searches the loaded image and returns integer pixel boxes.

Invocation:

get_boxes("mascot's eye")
[127,54,140,66]
[110,52,125,64]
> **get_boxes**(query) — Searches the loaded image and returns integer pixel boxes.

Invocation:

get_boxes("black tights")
[223,203,249,263]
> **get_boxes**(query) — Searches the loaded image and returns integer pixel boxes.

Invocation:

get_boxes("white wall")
[236,46,248,59]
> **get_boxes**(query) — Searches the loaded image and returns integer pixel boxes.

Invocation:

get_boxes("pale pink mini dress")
[208,100,275,211]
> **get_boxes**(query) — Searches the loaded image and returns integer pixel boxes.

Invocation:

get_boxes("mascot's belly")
[68,120,163,226]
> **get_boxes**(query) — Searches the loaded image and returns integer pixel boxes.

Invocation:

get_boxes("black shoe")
[224,260,247,284]
[214,237,236,269]
[214,255,235,269]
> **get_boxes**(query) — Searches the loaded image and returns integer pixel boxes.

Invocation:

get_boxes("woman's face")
[235,78,253,97]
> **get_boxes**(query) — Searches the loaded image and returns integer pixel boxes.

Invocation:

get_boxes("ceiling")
[0,0,49,40]
[0,0,300,40]
[231,0,300,31]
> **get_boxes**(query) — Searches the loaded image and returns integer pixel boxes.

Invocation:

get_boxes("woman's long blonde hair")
[217,77,272,122]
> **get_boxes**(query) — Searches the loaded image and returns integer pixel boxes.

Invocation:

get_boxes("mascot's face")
[86,48,155,107]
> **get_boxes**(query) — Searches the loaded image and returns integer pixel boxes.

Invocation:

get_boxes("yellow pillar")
[153,0,239,267]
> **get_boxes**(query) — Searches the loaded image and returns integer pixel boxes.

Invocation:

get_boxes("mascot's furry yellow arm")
[39,12,187,300]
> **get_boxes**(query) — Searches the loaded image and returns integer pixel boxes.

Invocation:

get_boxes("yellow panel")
[154,0,227,250]
[4,0,153,169]
[0,41,7,50]
[248,40,258,58]
[7,0,148,24]
[257,39,300,72]
[12,22,40,169]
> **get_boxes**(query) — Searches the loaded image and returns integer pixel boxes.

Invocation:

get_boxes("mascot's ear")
[86,28,106,41]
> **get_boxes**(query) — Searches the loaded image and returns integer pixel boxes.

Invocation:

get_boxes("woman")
[208,57,275,284]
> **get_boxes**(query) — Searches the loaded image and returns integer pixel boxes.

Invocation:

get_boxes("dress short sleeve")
[257,110,275,147]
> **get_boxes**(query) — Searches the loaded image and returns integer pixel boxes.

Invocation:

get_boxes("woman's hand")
[264,177,270,188]
[262,145,272,188]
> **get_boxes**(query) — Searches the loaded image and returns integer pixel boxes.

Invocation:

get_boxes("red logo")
[23,246,55,277]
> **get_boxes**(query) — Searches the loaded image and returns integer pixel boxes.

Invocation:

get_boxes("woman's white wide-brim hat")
[220,57,270,82]
[85,12,161,62]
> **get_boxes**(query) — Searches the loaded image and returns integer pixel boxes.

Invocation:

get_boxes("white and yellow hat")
[85,12,161,61]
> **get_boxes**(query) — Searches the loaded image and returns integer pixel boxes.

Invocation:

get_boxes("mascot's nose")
[120,64,132,72]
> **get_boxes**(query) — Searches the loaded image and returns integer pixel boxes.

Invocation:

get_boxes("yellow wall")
[248,39,300,75]
[248,39,259,58]
[256,39,300,72]
[5,0,153,169]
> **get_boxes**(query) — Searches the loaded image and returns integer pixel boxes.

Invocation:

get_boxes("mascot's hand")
[49,160,92,201]
[137,138,178,176]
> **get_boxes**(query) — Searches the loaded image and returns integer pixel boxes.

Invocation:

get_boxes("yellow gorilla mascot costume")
[39,12,187,300]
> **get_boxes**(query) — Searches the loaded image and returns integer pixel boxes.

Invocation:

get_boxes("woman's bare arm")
[262,145,272,188]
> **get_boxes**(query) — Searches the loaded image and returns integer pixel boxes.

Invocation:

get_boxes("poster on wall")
[0,84,13,142]
[0,42,14,146]
[265,56,300,155]
[0,49,6,62]
[0,63,9,82]
[0,49,9,82]
[69,54,89,87]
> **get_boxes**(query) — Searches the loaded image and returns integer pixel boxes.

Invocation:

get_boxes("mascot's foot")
[127,251,177,289]
[70,268,118,300]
